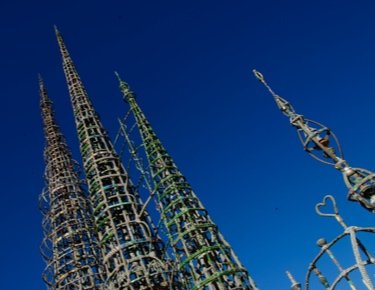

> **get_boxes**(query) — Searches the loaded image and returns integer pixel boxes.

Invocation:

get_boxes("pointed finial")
[53,24,60,35]
[114,71,121,81]
[115,71,135,102]
[114,71,129,86]
[38,73,46,94]
[252,69,279,98]
[286,271,302,290]
[54,24,63,42]
[54,26,71,61]
[114,71,126,88]
[253,69,297,117]
[38,73,44,85]
[114,71,125,86]
[53,25,62,42]
[38,74,52,106]
[253,69,265,82]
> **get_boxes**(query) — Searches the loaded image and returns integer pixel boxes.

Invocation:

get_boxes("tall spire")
[253,69,375,212]
[116,72,258,290]
[54,29,176,289]
[39,76,105,289]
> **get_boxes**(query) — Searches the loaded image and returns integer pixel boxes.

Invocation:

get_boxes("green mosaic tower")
[116,73,258,290]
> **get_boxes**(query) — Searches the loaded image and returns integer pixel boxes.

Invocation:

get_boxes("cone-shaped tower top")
[39,74,49,105]
[55,29,177,289]
[116,72,258,290]
[54,25,71,61]
[115,71,137,103]
[39,76,105,289]
[253,69,375,212]
[38,73,44,86]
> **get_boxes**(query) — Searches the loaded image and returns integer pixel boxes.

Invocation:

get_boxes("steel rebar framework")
[39,76,105,289]
[39,27,375,289]
[286,195,375,290]
[115,73,258,290]
[253,70,375,212]
[114,108,187,288]
[54,28,177,289]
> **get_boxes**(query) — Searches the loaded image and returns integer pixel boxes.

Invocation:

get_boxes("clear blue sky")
[0,1,374,289]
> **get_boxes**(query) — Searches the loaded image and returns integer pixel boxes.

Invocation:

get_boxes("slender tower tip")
[53,25,59,34]
[114,71,122,82]
[253,69,279,98]
[38,73,43,84]
[114,71,126,87]
[253,69,266,83]
[38,74,51,106]
[38,74,46,95]
[252,69,264,82]
[114,71,128,87]
[54,26,72,62]
[116,71,135,102]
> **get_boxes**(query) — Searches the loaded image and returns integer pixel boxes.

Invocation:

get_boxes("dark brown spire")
[39,75,105,289]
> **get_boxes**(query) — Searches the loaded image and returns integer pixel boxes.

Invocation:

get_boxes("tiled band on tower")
[116,74,258,290]
[39,77,105,289]
[54,28,178,289]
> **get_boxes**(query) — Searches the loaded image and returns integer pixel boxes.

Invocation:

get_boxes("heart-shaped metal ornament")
[315,195,339,217]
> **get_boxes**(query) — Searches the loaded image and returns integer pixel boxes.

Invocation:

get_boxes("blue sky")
[0,1,374,289]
